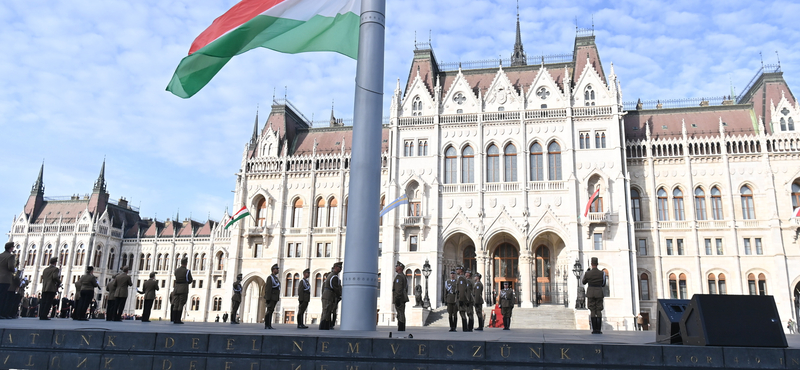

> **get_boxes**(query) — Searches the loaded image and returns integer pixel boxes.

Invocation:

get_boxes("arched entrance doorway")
[493,243,519,302]
[794,281,800,328]
[531,231,568,305]
[242,276,265,323]
[442,232,477,305]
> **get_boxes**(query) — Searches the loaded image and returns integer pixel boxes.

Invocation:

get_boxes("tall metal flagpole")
[340,0,386,331]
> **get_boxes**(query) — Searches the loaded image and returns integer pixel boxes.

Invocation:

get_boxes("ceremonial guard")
[0,242,15,319]
[582,257,607,334]
[499,281,516,330]
[320,262,342,330]
[39,257,60,320]
[455,266,472,332]
[140,272,159,322]
[112,266,132,321]
[172,257,193,324]
[77,266,99,321]
[105,273,118,321]
[263,264,281,329]
[9,267,26,318]
[464,270,475,331]
[473,273,484,331]
[444,269,458,332]
[297,269,310,329]
[392,261,408,332]
[230,274,242,324]
[71,279,82,319]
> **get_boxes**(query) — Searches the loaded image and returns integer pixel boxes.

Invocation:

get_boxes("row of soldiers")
[442,265,515,332]
[257,261,342,330]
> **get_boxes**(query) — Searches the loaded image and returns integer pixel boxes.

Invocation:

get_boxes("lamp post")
[572,258,585,309]
[422,259,431,309]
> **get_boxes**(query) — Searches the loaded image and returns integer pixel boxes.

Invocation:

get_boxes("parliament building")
[7,24,800,330]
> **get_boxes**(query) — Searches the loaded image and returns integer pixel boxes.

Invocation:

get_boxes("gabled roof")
[625,105,756,140]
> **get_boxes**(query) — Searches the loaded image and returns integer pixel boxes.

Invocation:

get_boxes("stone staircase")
[425,305,576,329]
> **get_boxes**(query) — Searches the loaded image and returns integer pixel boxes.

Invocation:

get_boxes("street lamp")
[572,258,586,309]
[422,259,431,309]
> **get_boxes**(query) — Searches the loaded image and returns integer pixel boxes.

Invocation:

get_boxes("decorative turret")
[249,108,259,150]
[92,159,106,194]
[88,160,109,215]
[31,162,44,196]
[510,1,527,67]
[24,163,45,216]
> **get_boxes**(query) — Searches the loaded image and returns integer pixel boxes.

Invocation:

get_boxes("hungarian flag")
[794,207,800,218]
[225,206,251,229]
[167,0,361,98]
[584,187,601,217]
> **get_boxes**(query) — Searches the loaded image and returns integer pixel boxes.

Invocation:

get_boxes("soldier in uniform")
[263,264,280,329]
[77,266,99,321]
[444,269,458,332]
[140,272,159,322]
[464,270,475,331]
[112,266,132,321]
[230,274,243,324]
[72,278,82,320]
[39,257,60,320]
[582,257,606,334]
[320,262,342,330]
[297,269,310,329]
[455,266,472,332]
[172,257,193,324]
[0,242,15,319]
[105,272,118,321]
[473,272,484,331]
[499,281,516,330]
[392,261,408,332]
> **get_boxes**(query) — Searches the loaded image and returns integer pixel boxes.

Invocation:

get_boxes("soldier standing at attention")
[582,257,606,334]
[445,270,458,332]
[473,273,484,331]
[112,266,132,321]
[320,262,342,330]
[0,242,16,319]
[297,269,310,329]
[77,266,99,321]
[140,272,159,322]
[172,257,193,324]
[455,266,471,332]
[263,264,280,329]
[230,274,243,324]
[39,257,60,320]
[499,281,516,330]
[464,270,475,332]
[392,261,408,332]
[105,273,118,321]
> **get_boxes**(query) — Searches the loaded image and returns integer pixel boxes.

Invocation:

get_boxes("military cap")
[465,270,472,275]
[591,257,599,265]
[236,273,243,279]
[456,265,464,271]
[333,261,343,268]
[503,281,510,287]
[475,273,482,278]
[450,269,456,274]
[303,268,310,274]
[271,264,279,270]
[49,257,58,264]
[181,257,189,265]
[4,242,13,251]
[396,261,405,269]
[149,271,156,278]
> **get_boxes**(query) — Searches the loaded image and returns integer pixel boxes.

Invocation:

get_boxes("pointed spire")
[249,107,259,149]
[31,161,44,195]
[511,0,526,67]
[92,159,106,194]
[645,120,651,140]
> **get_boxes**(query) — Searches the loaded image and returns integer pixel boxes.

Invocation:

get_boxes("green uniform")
[499,287,516,329]
[392,273,408,328]
[444,277,457,331]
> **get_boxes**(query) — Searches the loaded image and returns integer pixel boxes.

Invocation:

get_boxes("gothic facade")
[7,28,800,329]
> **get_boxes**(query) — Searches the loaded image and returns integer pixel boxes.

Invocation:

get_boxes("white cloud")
[0,0,796,226]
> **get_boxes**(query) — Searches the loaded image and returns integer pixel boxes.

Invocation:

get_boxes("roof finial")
[31,161,44,195]
[93,158,106,194]
[511,1,526,67]
[776,50,781,68]
[760,51,764,69]
[272,87,276,103]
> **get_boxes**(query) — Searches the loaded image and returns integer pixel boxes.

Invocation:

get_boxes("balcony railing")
[737,220,763,228]
[313,227,337,235]
[658,221,692,229]
[527,181,566,191]
[697,220,730,229]
[634,222,651,230]
[441,184,478,193]
[586,212,610,222]
[525,108,567,120]
[440,114,478,124]
[402,216,422,226]
[399,116,434,127]
[482,111,520,122]
[485,183,520,192]
[573,105,613,117]
[286,228,305,234]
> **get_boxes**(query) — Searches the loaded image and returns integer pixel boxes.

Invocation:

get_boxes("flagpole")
[340,0,386,331]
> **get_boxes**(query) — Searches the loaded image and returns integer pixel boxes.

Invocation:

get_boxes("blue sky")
[0,0,797,228]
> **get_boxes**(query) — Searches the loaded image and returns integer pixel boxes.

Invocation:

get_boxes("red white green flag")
[584,187,601,217]
[225,206,251,230]
[167,0,361,98]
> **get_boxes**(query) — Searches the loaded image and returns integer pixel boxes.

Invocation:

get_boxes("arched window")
[315,198,326,227]
[139,253,145,270]
[463,246,476,273]
[602,269,610,297]
[547,142,562,180]
[631,189,642,221]
[200,253,206,271]
[213,297,222,311]
[461,146,474,183]
[748,273,757,295]
[639,273,650,300]
[256,198,267,227]
[584,85,595,106]
[59,245,69,266]
[193,253,200,270]
[792,183,800,209]
[758,273,767,295]
[107,248,116,270]
[314,273,323,297]
[155,297,163,310]
[657,188,669,221]
[285,273,293,297]
[707,273,717,294]
[121,253,128,270]
[740,186,755,219]
[74,244,84,266]
[669,273,678,299]
[534,246,549,278]
[595,132,601,148]
[405,269,412,295]
[711,186,723,220]
[504,144,517,182]
[412,96,422,116]
[444,146,457,184]
[590,186,603,213]
[673,188,685,221]
[216,252,224,270]
[790,118,796,131]
[694,188,707,221]
[26,247,36,267]
[292,273,300,297]
[486,144,500,182]
[292,198,303,227]
[163,254,169,271]
[328,198,338,227]
[530,142,543,181]
[156,254,163,271]
[718,273,727,294]
[579,133,586,149]
[42,245,53,266]
[145,253,151,271]
[601,132,606,148]
[781,118,787,131]
[191,297,200,311]
[93,250,102,269]
[679,273,687,299]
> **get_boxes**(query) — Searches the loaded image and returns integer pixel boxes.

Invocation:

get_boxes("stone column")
[519,254,533,307]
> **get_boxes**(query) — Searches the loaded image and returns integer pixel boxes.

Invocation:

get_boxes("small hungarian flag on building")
[167,0,361,98]
[794,207,800,218]
[225,206,251,230]
[584,187,601,217]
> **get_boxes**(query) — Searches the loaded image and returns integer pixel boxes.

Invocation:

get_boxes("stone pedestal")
[410,307,429,327]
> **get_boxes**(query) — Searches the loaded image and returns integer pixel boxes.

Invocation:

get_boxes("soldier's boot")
[448,317,456,332]
[468,316,474,332]
[173,311,183,324]
[169,310,174,323]
[265,314,273,329]
[398,322,405,332]
[319,320,329,330]
[476,314,484,330]
[507,317,511,330]
[592,317,603,334]
[461,319,468,332]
